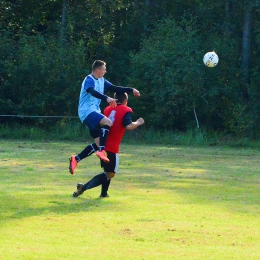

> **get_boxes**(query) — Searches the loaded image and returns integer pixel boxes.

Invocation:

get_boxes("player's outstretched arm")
[125,118,144,131]
[107,85,140,97]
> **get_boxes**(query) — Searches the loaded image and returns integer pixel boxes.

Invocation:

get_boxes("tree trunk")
[240,4,253,101]
[61,0,68,46]
[144,0,150,32]
[223,1,233,37]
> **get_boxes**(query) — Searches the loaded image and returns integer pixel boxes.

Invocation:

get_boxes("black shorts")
[101,151,119,173]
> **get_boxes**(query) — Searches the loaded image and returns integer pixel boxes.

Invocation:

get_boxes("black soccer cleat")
[72,183,84,197]
[99,194,109,198]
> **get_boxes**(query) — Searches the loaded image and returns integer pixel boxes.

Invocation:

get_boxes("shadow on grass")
[1,192,121,223]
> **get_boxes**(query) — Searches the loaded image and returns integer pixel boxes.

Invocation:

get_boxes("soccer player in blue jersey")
[69,60,140,174]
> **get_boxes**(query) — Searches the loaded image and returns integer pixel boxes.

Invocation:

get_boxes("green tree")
[128,18,204,130]
[1,1,260,138]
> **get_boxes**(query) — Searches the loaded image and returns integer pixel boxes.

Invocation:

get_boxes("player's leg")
[69,127,100,175]
[82,172,107,190]
[77,142,99,160]
[73,152,116,197]
[69,143,98,174]
[98,116,112,151]
[100,173,115,198]
[100,152,118,198]
[72,153,118,198]
[72,172,108,197]
[96,116,112,162]
[83,111,112,162]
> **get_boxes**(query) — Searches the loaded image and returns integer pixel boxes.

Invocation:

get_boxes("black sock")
[76,143,98,162]
[101,179,111,197]
[99,125,110,151]
[82,172,107,191]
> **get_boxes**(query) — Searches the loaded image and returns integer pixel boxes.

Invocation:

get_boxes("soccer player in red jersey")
[72,92,144,198]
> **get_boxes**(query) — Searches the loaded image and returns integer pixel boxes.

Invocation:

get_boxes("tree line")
[1,0,260,138]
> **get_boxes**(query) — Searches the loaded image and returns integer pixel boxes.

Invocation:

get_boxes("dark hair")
[92,60,106,71]
[115,92,128,104]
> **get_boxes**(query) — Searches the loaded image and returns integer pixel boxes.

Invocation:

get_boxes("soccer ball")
[203,52,219,67]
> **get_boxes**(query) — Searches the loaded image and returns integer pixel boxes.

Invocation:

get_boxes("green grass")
[0,139,259,259]
[2,122,260,147]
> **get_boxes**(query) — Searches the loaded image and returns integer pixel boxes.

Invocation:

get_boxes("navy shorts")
[83,111,105,139]
[101,151,119,173]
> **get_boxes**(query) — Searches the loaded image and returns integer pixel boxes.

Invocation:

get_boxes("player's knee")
[100,117,112,126]
[106,118,113,127]
[107,172,115,179]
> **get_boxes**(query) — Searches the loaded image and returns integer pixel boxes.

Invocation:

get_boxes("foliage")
[128,18,243,134]
[1,1,260,138]
[1,33,87,117]
[1,121,260,148]
[128,18,203,130]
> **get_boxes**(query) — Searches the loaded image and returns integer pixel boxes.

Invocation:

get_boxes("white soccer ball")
[203,52,219,67]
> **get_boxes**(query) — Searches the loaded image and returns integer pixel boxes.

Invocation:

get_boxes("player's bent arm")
[88,87,116,107]
[107,85,140,96]
[88,87,108,101]
[106,97,117,107]
[125,118,144,131]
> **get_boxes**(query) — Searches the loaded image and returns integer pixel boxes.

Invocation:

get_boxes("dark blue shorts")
[83,111,105,139]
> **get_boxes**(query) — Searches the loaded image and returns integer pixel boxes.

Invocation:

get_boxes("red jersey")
[104,104,133,153]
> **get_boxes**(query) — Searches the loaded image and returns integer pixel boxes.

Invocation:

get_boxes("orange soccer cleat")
[96,150,110,163]
[69,155,78,175]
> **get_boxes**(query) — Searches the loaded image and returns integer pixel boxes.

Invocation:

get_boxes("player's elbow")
[125,125,133,131]
[126,124,136,131]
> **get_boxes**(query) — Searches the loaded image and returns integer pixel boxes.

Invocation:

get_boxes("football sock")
[99,125,110,151]
[82,172,107,191]
[101,179,111,197]
[76,143,98,162]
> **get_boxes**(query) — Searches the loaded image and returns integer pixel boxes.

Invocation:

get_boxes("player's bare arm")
[125,117,144,131]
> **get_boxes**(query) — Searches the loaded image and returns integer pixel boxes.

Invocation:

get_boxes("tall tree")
[61,0,68,45]
[241,3,254,101]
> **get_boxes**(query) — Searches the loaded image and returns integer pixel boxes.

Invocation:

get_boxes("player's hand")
[133,89,140,97]
[107,97,117,108]
[137,117,144,125]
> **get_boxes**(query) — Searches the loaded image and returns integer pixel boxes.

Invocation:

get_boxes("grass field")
[0,139,259,260]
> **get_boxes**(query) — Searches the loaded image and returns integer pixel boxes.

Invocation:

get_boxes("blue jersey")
[78,74,113,122]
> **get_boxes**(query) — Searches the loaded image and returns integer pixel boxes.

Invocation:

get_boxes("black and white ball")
[203,52,219,67]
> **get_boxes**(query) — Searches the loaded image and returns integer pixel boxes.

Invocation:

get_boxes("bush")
[0,33,88,118]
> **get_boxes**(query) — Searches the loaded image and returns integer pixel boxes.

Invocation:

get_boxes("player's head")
[92,60,106,78]
[92,60,106,71]
[115,92,128,105]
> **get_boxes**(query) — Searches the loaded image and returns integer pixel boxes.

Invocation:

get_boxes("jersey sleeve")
[123,112,133,127]
[104,79,114,92]
[83,76,95,91]
[113,86,134,93]
[88,87,108,101]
